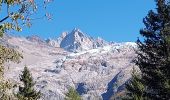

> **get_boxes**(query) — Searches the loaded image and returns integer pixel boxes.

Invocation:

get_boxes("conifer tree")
[17,66,41,100]
[65,87,81,100]
[124,68,144,100]
[125,0,170,99]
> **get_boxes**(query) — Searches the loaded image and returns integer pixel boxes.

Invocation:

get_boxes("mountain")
[94,37,109,48]
[26,35,45,43]
[60,28,95,52]
[60,28,110,52]
[1,30,137,100]
[46,32,68,47]
[45,28,109,52]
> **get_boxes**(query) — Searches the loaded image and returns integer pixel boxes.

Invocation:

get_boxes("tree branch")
[0,12,13,23]
[0,15,9,23]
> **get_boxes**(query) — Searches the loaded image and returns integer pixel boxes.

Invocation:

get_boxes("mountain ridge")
[25,28,133,52]
[0,27,137,100]
[0,29,137,100]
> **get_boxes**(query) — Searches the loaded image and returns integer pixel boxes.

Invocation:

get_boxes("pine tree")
[17,66,41,100]
[65,87,81,100]
[125,0,170,99]
[124,68,145,100]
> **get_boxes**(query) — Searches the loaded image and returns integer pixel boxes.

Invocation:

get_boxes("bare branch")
[0,15,9,23]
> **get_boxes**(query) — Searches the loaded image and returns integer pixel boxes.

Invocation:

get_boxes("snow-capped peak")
[72,28,83,33]
[58,28,112,52]
[60,28,94,52]
[70,28,87,39]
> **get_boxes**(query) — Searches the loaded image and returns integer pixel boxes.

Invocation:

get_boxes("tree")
[0,45,23,99]
[65,87,81,100]
[125,0,170,99]
[124,68,145,100]
[17,66,41,100]
[0,0,52,36]
[0,0,34,36]
[0,0,52,99]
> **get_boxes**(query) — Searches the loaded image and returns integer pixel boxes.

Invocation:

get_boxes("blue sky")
[16,0,156,42]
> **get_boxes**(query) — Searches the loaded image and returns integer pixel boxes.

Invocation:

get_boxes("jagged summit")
[23,28,136,53]
[60,28,94,52]
[95,37,109,48]
[72,28,82,33]
[46,32,68,47]
[43,28,110,52]
[70,28,88,39]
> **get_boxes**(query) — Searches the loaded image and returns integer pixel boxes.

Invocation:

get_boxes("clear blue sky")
[16,0,156,42]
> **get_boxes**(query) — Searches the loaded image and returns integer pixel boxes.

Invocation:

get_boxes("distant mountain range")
[1,29,137,100]
[25,28,110,52]
[45,28,109,52]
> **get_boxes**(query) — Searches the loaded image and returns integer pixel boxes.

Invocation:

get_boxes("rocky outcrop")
[60,28,110,52]
[60,28,95,52]
[46,32,68,47]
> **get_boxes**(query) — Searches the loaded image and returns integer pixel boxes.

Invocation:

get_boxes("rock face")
[26,35,45,44]
[60,28,95,52]
[1,30,137,100]
[60,28,109,52]
[46,38,60,47]
[94,37,109,48]
[46,32,68,47]
[44,28,109,52]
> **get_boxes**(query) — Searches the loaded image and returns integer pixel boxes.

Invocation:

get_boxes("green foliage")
[125,0,170,99]
[0,0,36,37]
[17,66,41,100]
[65,87,81,100]
[0,45,22,74]
[0,80,15,100]
[124,68,144,100]
[0,0,52,99]
[0,0,52,37]
[0,45,22,100]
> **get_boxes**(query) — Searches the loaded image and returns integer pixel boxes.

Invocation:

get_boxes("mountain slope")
[1,31,137,100]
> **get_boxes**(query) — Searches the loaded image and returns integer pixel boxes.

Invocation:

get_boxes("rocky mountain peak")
[94,37,109,47]
[46,32,68,48]
[70,28,86,39]
[23,29,110,52]
[60,28,94,52]
[61,32,68,39]
[72,28,82,33]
